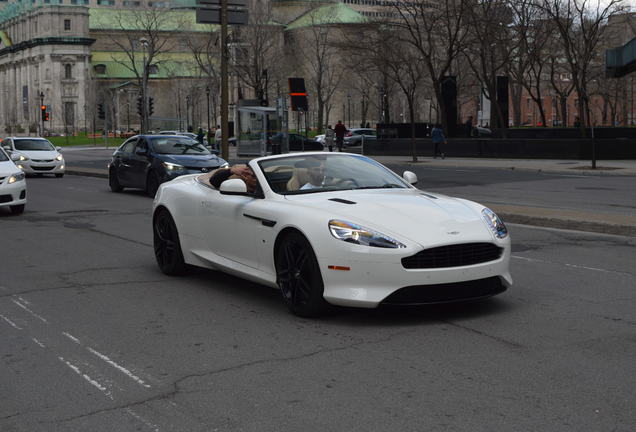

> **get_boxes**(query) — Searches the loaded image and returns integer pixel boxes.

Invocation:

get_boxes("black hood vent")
[329,198,356,205]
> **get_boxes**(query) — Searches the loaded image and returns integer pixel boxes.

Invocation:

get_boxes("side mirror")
[219,178,248,195]
[403,171,418,185]
[10,153,21,162]
[55,146,62,152]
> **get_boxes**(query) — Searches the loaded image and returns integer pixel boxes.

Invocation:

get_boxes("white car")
[0,147,26,214]
[152,152,512,317]
[1,137,65,177]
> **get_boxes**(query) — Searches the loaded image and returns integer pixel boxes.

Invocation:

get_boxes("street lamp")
[206,86,211,134]
[347,93,351,128]
[39,91,44,136]
[185,95,191,132]
[139,37,149,133]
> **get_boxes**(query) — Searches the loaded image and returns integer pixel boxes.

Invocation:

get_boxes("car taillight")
[345,131,352,137]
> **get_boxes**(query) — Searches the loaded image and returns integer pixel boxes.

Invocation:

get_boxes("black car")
[108,135,228,196]
[269,132,323,152]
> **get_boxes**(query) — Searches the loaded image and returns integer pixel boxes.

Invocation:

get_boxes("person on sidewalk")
[334,120,348,152]
[431,124,446,159]
[196,127,205,144]
[465,115,474,137]
[325,125,335,152]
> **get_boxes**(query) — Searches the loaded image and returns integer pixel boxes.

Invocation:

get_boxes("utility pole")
[220,0,229,160]
[39,91,44,136]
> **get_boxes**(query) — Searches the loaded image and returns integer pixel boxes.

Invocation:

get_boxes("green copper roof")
[285,3,366,31]
[90,8,217,32]
[91,51,208,78]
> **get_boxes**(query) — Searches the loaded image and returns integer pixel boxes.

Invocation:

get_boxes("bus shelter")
[237,106,284,157]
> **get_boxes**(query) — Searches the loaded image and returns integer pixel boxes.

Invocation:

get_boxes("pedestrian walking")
[431,124,446,159]
[334,120,347,152]
[465,115,474,137]
[196,127,205,144]
[325,125,335,152]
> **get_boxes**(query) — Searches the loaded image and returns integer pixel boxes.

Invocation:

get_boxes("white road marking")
[11,298,48,323]
[58,356,112,399]
[512,255,619,274]
[0,314,22,330]
[32,338,46,348]
[63,331,151,388]
[125,408,160,432]
[17,296,31,305]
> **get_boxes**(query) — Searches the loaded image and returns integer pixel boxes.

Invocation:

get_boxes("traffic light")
[44,112,49,121]
[41,105,47,121]
[136,97,143,116]
[288,78,308,112]
[97,103,105,120]
[148,97,154,117]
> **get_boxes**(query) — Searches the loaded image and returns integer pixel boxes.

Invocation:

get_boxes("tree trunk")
[511,82,522,127]
[409,98,417,163]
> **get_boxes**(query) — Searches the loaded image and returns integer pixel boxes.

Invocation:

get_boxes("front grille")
[0,194,12,203]
[185,166,219,172]
[31,165,55,171]
[381,277,506,305]
[32,159,54,163]
[402,242,503,269]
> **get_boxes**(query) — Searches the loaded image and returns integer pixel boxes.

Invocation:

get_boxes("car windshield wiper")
[353,183,404,190]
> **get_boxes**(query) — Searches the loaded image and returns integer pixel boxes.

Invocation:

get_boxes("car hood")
[159,154,225,167]
[16,150,60,159]
[0,160,20,176]
[284,188,494,247]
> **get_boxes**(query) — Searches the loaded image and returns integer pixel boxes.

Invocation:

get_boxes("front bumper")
[18,159,65,174]
[0,179,27,208]
[161,167,222,182]
[317,243,512,308]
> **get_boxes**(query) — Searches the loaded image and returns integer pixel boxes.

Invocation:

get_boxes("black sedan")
[269,133,323,152]
[108,135,228,196]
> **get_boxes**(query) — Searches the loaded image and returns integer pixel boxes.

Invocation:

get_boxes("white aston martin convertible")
[152,152,512,317]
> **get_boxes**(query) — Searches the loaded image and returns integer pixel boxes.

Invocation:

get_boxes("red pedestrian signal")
[41,105,47,121]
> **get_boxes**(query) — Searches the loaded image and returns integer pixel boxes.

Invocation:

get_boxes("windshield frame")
[257,153,411,196]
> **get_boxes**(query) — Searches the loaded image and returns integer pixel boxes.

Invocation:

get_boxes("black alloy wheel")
[146,171,160,197]
[153,208,186,275]
[275,231,330,317]
[109,167,123,192]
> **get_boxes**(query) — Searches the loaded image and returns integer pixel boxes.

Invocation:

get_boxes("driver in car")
[209,164,258,194]
[297,158,327,190]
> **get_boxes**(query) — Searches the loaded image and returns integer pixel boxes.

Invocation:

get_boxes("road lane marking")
[512,255,622,274]
[125,408,160,432]
[58,356,113,399]
[0,314,22,330]
[64,331,151,388]
[11,298,48,323]
[32,338,46,348]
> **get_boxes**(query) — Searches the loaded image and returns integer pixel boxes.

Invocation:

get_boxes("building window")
[123,0,140,5]
[70,0,89,4]
[64,64,73,79]
[148,64,159,75]
[97,0,116,5]
[64,19,71,31]
[94,64,107,74]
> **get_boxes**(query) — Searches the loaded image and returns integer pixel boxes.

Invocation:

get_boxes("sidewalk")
[62,146,636,236]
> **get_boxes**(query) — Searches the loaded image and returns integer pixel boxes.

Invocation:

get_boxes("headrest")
[295,159,321,168]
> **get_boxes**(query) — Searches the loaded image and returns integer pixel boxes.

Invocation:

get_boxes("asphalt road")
[1,176,636,431]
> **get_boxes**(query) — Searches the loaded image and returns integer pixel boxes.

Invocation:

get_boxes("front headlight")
[19,154,28,161]
[8,172,25,184]
[329,220,406,248]
[482,208,508,239]
[55,155,63,161]
[163,162,184,171]
[220,162,229,169]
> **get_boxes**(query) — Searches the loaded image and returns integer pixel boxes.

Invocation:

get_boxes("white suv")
[0,147,26,214]
[1,137,65,177]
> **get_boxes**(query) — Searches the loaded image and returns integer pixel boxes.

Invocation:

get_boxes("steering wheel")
[334,177,360,188]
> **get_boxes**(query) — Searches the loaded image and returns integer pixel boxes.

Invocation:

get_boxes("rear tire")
[275,231,330,317]
[10,204,25,215]
[109,168,123,192]
[55,173,64,178]
[153,208,186,275]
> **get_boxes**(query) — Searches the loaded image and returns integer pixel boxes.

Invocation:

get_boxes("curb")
[64,166,636,237]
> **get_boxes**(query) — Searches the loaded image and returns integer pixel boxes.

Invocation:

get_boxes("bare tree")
[95,5,176,132]
[537,0,626,134]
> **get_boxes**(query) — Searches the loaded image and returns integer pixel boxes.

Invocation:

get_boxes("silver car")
[344,128,376,146]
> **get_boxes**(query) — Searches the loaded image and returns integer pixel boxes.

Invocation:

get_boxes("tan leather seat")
[286,167,311,191]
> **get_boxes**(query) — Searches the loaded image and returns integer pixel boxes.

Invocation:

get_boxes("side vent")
[329,198,356,205]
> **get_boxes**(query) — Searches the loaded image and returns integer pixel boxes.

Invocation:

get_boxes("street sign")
[196,8,248,25]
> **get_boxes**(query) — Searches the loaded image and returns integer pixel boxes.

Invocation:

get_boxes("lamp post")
[185,95,191,131]
[139,37,149,133]
[347,92,351,128]
[39,91,44,136]
[206,86,211,133]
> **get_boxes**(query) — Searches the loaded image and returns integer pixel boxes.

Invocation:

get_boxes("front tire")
[10,204,25,215]
[153,208,186,275]
[109,168,124,192]
[275,231,330,317]
[146,171,160,197]
[55,173,64,178]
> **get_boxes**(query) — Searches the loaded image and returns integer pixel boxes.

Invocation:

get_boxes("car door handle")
[243,213,276,227]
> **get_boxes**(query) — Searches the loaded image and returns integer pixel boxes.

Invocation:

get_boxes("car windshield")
[151,137,211,155]
[258,154,410,195]
[0,148,8,161]
[14,139,55,151]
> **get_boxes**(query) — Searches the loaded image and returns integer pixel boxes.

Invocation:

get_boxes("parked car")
[1,137,65,177]
[344,128,376,147]
[108,135,228,197]
[314,134,326,144]
[475,126,492,137]
[152,152,511,317]
[0,147,27,214]
[158,130,210,146]
[269,132,323,152]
